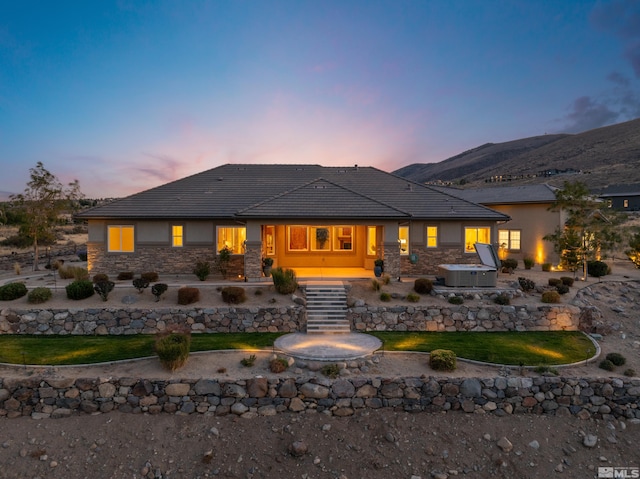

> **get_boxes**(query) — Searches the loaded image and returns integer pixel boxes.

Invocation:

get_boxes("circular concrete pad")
[274,333,382,361]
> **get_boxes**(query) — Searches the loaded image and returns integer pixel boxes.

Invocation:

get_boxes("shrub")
[94,281,115,301]
[193,261,211,281]
[548,278,562,287]
[406,292,420,303]
[221,286,246,304]
[155,331,191,372]
[380,292,391,302]
[216,246,232,279]
[501,258,518,270]
[141,271,159,282]
[151,283,168,302]
[117,271,134,281]
[178,286,200,305]
[65,280,95,300]
[560,276,574,287]
[599,359,615,371]
[556,284,570,295]
[241,354,257,367]
[28,287,52,304]
[494,293,510,305]
[414,278,433,295]
[321,363,341,379]
[534,365,559,376]
[587,260,609,278]
[271,267,298,294]
[429,349,457,372]
[605,352,626,366]
[541,263,552,272]
[623,368,636,377]
[92,273,109,283]
[541,290,561,303]
[13,262,21,275]
[269,357,289,373]
[58,265,88,280]
[518,277,536,292]
[133,278,150,293]
[371,279,381,291]
[523,257,535,270]
[448,295,464,305]
[0,282,28,301]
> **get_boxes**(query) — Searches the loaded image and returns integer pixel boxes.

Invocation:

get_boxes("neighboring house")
[76,164,510,280]
[432,184,564,265]
[598,184,640,211]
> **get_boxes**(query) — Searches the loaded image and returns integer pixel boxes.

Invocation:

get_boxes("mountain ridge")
[393,118,640,190]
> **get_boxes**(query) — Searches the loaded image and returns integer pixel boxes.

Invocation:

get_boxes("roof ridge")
[236,177,413,217]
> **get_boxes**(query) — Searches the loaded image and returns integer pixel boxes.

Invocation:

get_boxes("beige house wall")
[488,203,562,265]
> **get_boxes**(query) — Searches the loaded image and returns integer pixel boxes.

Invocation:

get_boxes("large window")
[287,226,354,252]
[172,225,183,247]
[399,226,409,255]
[464,227,490,253]
[498,229,521,251]
[426,226,438,248]
[108,225,134,252]
[217,226,246,254]
[264,225,275,255]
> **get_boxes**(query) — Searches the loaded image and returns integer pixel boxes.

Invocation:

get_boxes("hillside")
[394,118,640,189]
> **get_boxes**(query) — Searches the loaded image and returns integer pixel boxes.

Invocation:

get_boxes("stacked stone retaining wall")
[1,375,638,420]
[0,303,579,335]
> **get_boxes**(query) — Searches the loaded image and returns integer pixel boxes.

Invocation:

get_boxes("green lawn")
[0,333,283,366]
[370,331,595,366]
[0,331,595,366]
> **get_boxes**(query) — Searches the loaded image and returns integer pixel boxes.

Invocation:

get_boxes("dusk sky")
[1,1,639,198]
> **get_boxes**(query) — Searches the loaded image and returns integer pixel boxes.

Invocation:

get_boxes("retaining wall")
[0,303,579,335]
[1,375,638,420]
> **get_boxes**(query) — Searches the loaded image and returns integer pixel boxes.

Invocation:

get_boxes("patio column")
[244,221,262,281]
[383,242,400,278]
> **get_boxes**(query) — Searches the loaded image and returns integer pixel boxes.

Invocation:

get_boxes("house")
[598,184,640,211]
[431,184,564,265]
[76,164,510,280]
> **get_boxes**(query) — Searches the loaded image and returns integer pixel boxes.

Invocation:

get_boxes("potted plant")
[374,259,384,277]
[316,228,329,249]
[262,257,274,277]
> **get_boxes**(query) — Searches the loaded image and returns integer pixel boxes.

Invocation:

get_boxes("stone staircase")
[304,282,350,334]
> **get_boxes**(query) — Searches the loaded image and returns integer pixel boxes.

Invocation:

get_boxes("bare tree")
[10,162,82,270]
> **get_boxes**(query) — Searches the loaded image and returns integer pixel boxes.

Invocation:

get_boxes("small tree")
[215,246,232,279]
[10,162,82,270]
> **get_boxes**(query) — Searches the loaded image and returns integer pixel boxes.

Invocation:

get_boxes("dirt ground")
[1,234,640,478]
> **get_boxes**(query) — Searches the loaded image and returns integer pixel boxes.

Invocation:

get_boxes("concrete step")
[304,282,350,334]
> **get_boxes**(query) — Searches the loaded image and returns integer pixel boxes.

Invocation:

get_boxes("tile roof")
[431,184,559,205]
[77,164,509,221]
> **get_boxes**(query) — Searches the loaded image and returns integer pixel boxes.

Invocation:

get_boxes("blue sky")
[1,0,639,198]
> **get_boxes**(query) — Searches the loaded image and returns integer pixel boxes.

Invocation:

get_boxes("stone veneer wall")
[0,303,579,335]
[349,304,580,332]
[1,375,638,420]
[0,306,306,335]
[87,243,244,278]
[401,247,478,276]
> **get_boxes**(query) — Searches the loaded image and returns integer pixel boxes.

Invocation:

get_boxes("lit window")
[367,226,377,256]
[426,226,438,248]
[399,226,409,255]
[624,199,629,208]
[108,225,134,252]
[333,226,353,251]
[172,225,183,247]
[264,225,275,255]
[498,229,520,250]
[217,226,246,254]
[311,227,331,251]
[464,227,490,253]
[288,226,308,251]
